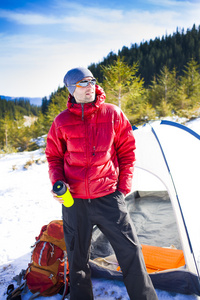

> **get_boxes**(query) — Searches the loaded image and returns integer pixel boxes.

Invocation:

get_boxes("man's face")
[73,77,96,103]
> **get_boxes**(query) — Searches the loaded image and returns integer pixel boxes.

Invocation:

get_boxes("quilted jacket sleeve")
[114,110,136,195]
[45,120,67,185]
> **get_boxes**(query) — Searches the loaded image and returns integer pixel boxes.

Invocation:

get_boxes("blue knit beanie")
[63,67,94,95]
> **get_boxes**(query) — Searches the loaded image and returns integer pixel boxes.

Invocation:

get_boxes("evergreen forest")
[0,98,40,119]
[1,24,200,153]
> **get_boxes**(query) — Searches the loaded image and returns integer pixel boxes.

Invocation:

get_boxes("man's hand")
[51,182,70,204]
[51,190,64,204]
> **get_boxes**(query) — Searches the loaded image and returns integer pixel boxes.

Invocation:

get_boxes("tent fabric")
[132,121,200,276]
[154,120,200,277]
[89,120,200,295]
[90,191,181,260]
[89,190,200,295]
[90,252,200,295]
[89,190,198,294]
[90,258,200,295]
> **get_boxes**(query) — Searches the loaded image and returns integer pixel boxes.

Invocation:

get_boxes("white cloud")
[0,0,200,97]
[0,33,110,98]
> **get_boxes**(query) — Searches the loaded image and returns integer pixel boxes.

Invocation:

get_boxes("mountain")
[0,95,42,106]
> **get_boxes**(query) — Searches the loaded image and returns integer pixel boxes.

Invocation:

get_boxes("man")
[45,67,158,300]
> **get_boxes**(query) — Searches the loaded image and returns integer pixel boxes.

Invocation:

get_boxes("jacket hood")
[66,85,106,118]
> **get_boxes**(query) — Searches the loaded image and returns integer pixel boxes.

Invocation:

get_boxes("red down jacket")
[45,85,136,199]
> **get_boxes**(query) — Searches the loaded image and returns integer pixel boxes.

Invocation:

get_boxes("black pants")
[62,191,158,300]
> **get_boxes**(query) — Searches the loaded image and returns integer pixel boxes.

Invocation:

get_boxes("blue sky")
[0,0,200,99]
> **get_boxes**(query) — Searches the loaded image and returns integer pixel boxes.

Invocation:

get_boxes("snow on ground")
[0,118,200,300]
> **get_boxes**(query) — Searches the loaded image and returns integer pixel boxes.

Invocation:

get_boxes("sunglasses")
[69,78,96,88]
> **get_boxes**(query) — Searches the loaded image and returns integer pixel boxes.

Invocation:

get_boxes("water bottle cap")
[53,181,67,196]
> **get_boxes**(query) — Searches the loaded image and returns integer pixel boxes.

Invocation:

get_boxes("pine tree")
[148,66,178,117]
[101,57,136,109]
[181,59,200,106]
[30,112,46,139]
[176,59,200,117]
[41,96,49,114]
[45,87,69,127]
[0,114,16,152]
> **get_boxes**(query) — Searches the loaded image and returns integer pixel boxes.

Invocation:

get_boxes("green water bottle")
[53,181,74,207]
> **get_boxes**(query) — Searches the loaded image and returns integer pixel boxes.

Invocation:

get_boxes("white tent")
[90,120,200,295]
[132,120,200,294]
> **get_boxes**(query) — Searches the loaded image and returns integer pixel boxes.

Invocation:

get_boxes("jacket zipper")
[84,113,90,198]
[81,103,84,121]
[81,103,96,197]
[92,126,95,156]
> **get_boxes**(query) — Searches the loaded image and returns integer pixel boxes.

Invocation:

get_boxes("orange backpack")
[24,220,69,298]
